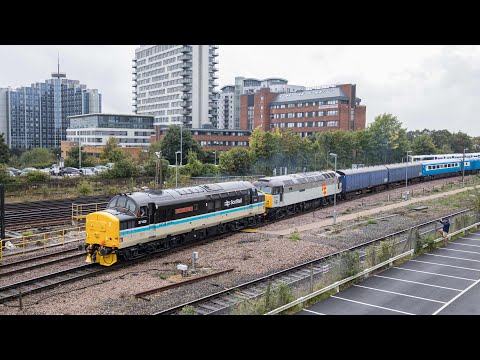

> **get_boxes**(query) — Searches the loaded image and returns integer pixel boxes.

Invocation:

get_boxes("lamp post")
[462,147,468,186]
[154,151,162,189]
[329,153,337,225]
[78,139,82,169]
[179,122,183,166]
[175,151,181,188]
[213,151,217,166]
[406,151,412,199]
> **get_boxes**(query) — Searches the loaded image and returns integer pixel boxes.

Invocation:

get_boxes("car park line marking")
[330,296,414,315]
[461,237,480,241]
[302,309,325,315]
[410,259,480,272]
[373,275,462,291]
[438,248,480,255]
[432,277,480,315]
[424,253,480,263]
[449,242,480,248]
[393,266,477,281]
[354,285,446,303]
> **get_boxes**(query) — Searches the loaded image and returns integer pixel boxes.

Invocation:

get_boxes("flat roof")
[271,87,348,104]
[68,113,155,119]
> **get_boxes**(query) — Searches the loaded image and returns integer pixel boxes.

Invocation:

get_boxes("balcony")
[211,58,218,65]
[210,102,218,108]
[132,69,137,74]
[180,45,192,53]
[181,78,192,84]
[211,73,218,79]
[209,49,219,57]
[209,93,220,100]
[180,70,192,76]
[180,54,192,62]
[181,93,192,100]
[209,66,218,72]
[212,45,219,50]
[182,101,192,108]
[181,86,192,92]
[181,109,191,115]
[181,62,192,69]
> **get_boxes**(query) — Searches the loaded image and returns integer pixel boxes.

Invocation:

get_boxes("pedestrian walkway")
[258,185,478,236]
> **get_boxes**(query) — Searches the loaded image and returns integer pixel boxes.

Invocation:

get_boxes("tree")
[0,134,9,164]
[182,150,203,177]
[430,129,452,153]
[411,134,437,155]
[366,113,409,164]
[450,131,473,153]
[19,148,56,168]
[65,146,98,168]
[160,125,205,165]
[219,147,254,175]
[101,137,126,163]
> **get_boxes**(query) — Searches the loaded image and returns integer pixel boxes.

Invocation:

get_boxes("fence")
[0,226,85,259]
[228,208,480,315]
[72,202,109,224]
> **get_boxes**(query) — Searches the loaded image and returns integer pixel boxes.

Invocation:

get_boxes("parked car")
[7,167,21,176]
[105,163,114,169]
[19,167,38,176]
[79,168,95,176]
[94,165,108,173]
[60,167,82,177]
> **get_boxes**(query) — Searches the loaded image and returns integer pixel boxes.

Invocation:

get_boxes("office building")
[133,45,219,129]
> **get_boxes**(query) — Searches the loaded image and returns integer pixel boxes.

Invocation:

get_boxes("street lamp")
[175,151,181,188]
[179,123,183,166]
[154,151,162,189]
[78,139,82,168]
[406,151,412,199]
[213,151,217,166]
[329,153,337,225]
[462,147,469,186]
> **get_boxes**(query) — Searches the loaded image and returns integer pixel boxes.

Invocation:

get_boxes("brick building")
[152,126,250,151]
[239,83,366,136]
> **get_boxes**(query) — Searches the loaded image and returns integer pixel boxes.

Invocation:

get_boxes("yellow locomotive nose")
[85,212,120,266]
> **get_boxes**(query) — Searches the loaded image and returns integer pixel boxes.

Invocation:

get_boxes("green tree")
[65,146,98,168]
[250,127,280,174]
[366,113,409,164]
[160,125,205,165]
[182,150,203,177]
[430,129,453,153]
[219,147,254,175]
[411,133,437,155]
[0,133,9,164]
[101,137,126,163]
[19,148,56,168]
[450,131,473,153]
[104,157,138,178]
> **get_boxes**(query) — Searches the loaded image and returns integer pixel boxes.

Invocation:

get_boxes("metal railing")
[71,202,108,221]
[1,226,85,259]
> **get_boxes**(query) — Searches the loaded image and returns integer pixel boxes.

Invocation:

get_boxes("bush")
[377,240,395,263]
[289,230,301,241]
[340,250,361,278]
[77,181,93,196]
[22,170,51,183]
[179,305,195,315]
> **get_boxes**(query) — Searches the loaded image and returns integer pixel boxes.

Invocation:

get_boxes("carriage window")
[207,202,214,210]
[116,196,127,208]
[215,200,221,209]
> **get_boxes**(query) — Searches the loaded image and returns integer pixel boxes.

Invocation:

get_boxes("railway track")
[153,207,472,315]
[0,249,85,278]
[3,195,112,228]
[0,263,108,304]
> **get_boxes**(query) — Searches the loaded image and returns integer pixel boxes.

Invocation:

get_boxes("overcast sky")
[1,45,479,136]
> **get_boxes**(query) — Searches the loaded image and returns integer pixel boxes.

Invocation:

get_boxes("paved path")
[258,185,478,236]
